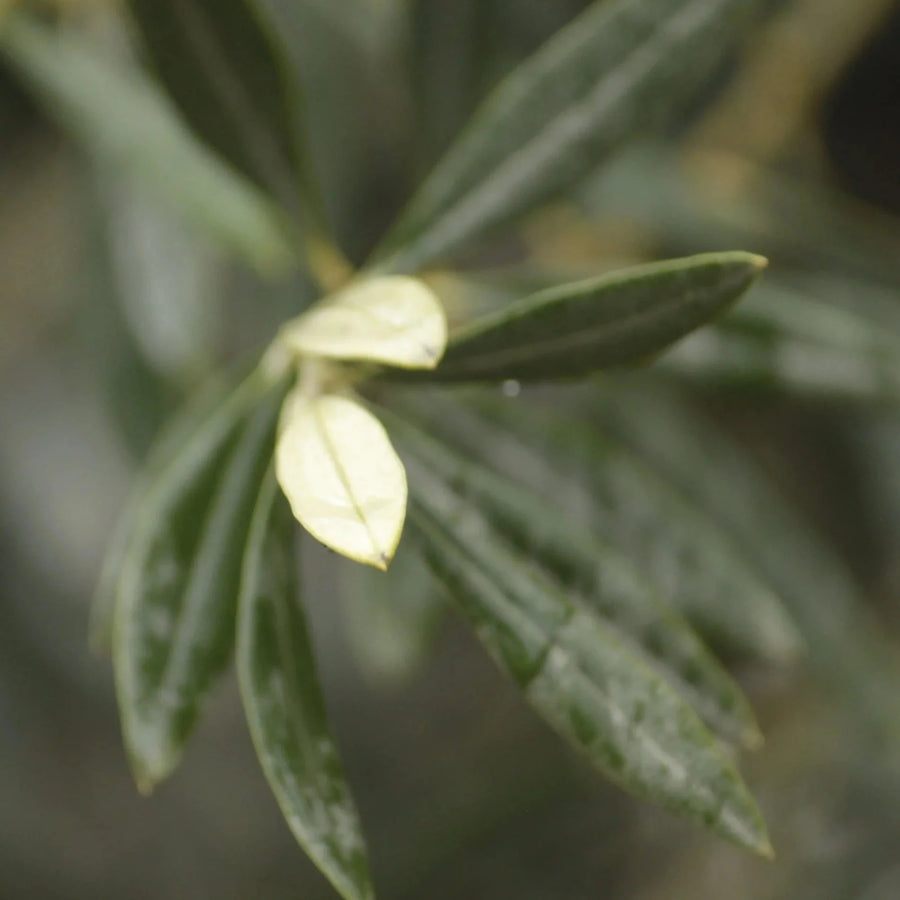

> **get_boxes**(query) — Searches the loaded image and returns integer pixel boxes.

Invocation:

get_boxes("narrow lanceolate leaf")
[92,369,253,653]
[127,0,312,219]
[593,386,900,747]
[0,14,293,273]
[372,0,760,273]
[275,393,407,569]
[384,410,760,748]
[279,276,448,369]
[659,280,900,402]
[401,393,800,664]
[114,373,289,789]
[393,253,765,383]
[238,473,374,900]
[252,0,385,239]
[391,427,770,854]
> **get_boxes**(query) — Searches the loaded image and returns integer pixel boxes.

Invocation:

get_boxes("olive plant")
[4,1,900,899]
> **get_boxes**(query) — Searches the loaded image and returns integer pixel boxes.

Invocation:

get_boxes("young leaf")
[275,394,407,569]
[593,385,900,746]
[238,472,374,900]
[400,392,800,664]
[400,458,770,854]
[127,0,313,220]
[0,13,294,273]
[389,253,765,383]
[384,409,760,749]
[372,0,761,273]
[278,276,447,369]
[114,373,289,789]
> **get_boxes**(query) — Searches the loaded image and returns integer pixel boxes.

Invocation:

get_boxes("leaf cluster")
[4,1,900,898]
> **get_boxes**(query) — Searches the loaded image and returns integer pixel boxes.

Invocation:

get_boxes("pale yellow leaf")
[275,393,407,569]
[279,275,447,369]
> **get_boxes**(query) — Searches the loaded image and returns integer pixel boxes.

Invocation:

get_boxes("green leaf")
[91,371,248,654]
[408,0,490,168]
[113,371,289,789]
[383,411,762,750]
[127,0,313,221]
[238,472,374,900]
[256,0,378,62]
[252,0,386,242]
[0,13,294,272]
[275,392,408,569]
[593,385,900,747]
[659,279,900,402]
[389,421,770,855]
[400,392,800,664]
[339,541,443,685]
[390,253,765,383]
[372,0,760,273]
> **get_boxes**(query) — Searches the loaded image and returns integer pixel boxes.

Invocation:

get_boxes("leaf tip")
[751,833,775,862]
[353,542,397,572]
[420,342,443,368]
[743,725,765,752]
[748,254,769,272]
[135,775,156,798]
[717,789,773,859]
[129,750,166,796]
[121,723,181,797]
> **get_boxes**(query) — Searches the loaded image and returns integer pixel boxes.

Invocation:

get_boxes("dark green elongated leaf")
[339,542,443,685]
[127,0,312,221]
[592,385,900,747]
[383,409,761,750]
[238,473,374,900]
[372,0,761,273]
[408,508,770,854]
[393,252,765,383]
[252,0,386,246]
[409,0,596,168]
[113,371,290,790]
[407,0,494,168]
[0,13,294,272]
[390,428,770,854]
[92,367,254,653]
[399,392,800,663]
[659,280,900,402]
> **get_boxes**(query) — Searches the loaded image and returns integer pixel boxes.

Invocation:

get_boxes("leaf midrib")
[441,281,734,376]
[410,497,731,819]
[313,400,386,566]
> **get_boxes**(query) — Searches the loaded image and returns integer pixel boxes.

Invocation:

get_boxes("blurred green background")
[2,1,900,897]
